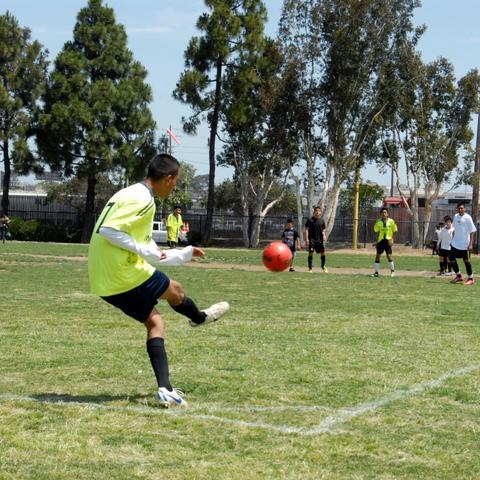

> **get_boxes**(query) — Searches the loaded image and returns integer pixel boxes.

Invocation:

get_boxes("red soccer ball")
[262,241,293,272]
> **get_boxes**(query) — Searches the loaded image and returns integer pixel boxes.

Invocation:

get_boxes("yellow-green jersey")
[166,213,183,242]
[88,183,156,296]
[374,218,398,242]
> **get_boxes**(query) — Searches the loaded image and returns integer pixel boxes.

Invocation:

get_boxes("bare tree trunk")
[317,162,331,212]
[81,169,97,243]
[305,139,316,213]
[1,139,11,215]
[422,181,441,245]
[324,172,341,236]
[238,172,250,248]
[410,175,421,248]
[287,163,304,244]
[204,58,223,245]
[250,187,285,248]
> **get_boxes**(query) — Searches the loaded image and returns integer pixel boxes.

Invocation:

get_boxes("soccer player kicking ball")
[304,206,328,273]
[372,207,398,277]
[449,202,477,286]
[88,154,229,408]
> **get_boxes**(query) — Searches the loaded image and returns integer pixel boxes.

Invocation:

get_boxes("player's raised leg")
[162,279,230,327]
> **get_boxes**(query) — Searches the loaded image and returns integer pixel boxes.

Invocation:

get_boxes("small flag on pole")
[166,127,181,145]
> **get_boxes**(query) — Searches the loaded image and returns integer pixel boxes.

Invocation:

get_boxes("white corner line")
[301,363,480,436]
[0,364,478,436]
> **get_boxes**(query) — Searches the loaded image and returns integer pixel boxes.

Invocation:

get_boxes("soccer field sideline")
[2,246,479,279]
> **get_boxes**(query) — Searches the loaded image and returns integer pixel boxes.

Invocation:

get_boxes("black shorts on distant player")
[309,240,325,254]
[376,238,392,256]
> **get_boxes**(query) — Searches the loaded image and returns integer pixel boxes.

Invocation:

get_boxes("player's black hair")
[444,215,452,222]
[457,201,466,209]
[286,219,293,223]
[147,154,180,180]
[380,207,388,213]
[313,206,322,211]
[173,205,182,210]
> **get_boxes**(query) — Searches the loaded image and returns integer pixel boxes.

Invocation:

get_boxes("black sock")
[146,337,171,390]
[308,254,313,269]
[451,260,460,275]
[171,297,206,324]
[321,255,326,268]
[439,261,444,273]
[465,261,473,277]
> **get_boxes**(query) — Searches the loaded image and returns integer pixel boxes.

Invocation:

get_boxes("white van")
[152,220,168,244]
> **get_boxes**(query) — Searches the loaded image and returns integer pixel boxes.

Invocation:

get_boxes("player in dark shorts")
[88,154,230,408]
[281,219,301,272]
[304,206,328,273]
[372,207,398,277]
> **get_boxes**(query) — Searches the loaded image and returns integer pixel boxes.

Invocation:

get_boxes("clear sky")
[2,0,479,188]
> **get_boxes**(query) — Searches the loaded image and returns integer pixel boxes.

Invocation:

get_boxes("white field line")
[302,363,480,436]
[0,364,478,435]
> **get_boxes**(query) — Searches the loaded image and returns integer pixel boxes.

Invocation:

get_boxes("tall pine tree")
[0,12,48,215]
[173,0,267,244]
[38,0,155,241]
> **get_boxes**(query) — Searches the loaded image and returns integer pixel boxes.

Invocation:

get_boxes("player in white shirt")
[437,216,453,276]
[449,203,477,285]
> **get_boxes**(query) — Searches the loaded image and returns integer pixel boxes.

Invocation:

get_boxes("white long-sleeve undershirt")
[99,226,193,267]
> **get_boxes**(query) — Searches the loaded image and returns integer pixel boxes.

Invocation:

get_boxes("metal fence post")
[44,210,47,242]
[363,218,367,248]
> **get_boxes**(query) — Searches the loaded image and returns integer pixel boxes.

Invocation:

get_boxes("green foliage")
[8,217,41,241]
[38,0,156,240]
[339,181,384,212]
[174,0,268,242]
[156,161,195,211]
[215,178,297,215]
[0,12,48,213]
[44,174,122,215]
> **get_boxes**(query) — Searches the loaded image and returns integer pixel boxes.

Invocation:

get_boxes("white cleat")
[156,387,188,408]
[190,301,230,327]
[390,271,395,277]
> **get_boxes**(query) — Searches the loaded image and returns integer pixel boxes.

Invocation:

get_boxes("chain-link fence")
[4,208,480,252]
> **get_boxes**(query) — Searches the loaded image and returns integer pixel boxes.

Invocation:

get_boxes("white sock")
[389,261,395,271]
[374,262,380,273]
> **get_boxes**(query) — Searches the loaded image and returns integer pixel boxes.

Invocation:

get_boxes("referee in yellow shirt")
[88,154,229,408]
[166,206,183,248]
[372,207,398,277]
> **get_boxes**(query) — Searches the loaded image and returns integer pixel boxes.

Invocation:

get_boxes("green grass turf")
[1,242,480,479]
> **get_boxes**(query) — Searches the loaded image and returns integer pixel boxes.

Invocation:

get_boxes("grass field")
[1,242,480,479]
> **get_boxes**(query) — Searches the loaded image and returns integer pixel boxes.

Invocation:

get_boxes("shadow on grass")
[31,392,154,406]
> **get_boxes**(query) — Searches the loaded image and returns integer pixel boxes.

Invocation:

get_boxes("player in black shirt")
[281,219,301,272]
[304,206,328,273]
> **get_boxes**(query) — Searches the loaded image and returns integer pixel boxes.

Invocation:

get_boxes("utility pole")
[168,124,172,155]
[471,112,480,253]
[352,158,361,249]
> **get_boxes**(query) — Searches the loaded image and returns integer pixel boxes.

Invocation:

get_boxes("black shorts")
[309,241,325,254]
[449,246,469,261]
[438,248,450,258]
[101,270,170,323]
[376,239,392,255]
